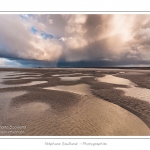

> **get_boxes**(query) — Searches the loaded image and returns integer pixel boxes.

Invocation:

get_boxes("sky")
[0,14,150,68]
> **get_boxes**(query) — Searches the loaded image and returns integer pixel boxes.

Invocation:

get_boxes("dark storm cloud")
[1,14,150,67]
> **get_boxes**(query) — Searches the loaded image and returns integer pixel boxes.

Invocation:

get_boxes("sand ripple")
[13,95,150,136]
[0,72,150,136]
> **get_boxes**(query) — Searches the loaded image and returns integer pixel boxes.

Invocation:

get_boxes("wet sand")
[59,76,93,81]
[0,68,150,136]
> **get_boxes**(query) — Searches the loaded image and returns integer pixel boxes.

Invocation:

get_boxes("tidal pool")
[97,74,150,103]
[0,72,47,88]
[96,75,135,86]
[116,86,150,103]
[21,77,41,80]
[0,81,47,88]
[5,74,42,78]
[44,84,89,95]
[59,76,93,81]
[51,73,83,77]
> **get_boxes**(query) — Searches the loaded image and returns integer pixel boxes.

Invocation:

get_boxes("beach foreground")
[0,68,150,136]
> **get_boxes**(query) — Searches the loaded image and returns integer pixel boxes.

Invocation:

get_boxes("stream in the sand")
[97,74,150,103]
[0,71,47,88]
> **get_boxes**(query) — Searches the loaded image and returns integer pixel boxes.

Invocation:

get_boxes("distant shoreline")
[0,67,150,70]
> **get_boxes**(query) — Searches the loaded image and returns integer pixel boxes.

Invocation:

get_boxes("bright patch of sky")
[0,58,25,68]
[30,26,55,40]
[40,32,54,39]
[19,14,33,20]
[31,26,38,34]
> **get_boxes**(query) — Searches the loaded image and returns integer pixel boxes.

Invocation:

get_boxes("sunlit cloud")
[1,14,150,67]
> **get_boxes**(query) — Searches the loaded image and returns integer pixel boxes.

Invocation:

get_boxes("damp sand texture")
[0,70,150,136]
